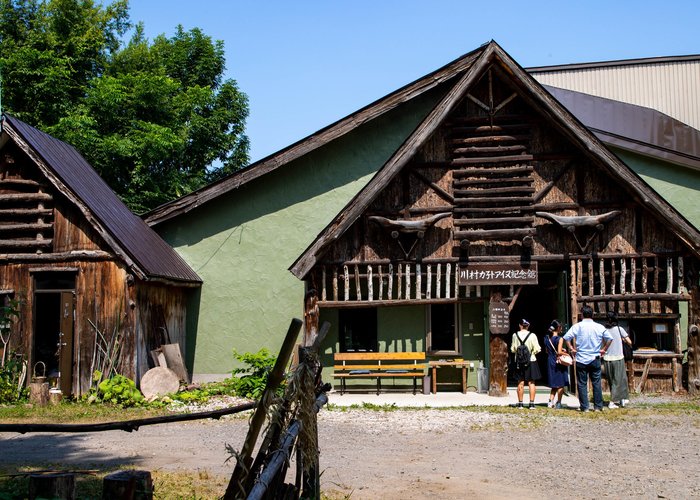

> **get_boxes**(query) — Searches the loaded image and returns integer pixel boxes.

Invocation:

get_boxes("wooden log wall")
[313,261,483,306]
[569,254,687,316]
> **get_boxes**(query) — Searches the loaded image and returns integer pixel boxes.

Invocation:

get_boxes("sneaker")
[517,402,524,409]
[555,402,563,410]
[580,408,590,413]
[594,408,604,412]
[547,400,554,408]
[528,403,536,410]
[608,401,619,409]
[621,399,628,407]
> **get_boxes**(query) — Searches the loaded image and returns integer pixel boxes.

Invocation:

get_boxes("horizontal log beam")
[454,196,534,204]
[0,178,42,187]
[450,134,530,145]
[454,205,534,214]
[451,124,530,134]
[454,186,535,196]
[0,239,52,248]
[452,144,527,155]
[454,228,536,240]
[0,193,52,203]
[454,216,535,226]
[320,298,459,308]
[453,166,533,177]
[577,293,690,302]
[0,223,53,232]
[0,208,53,218]
[454,176,533,187]
[449,114,531,125]
[451,154,534,165]
[0,250,111,262]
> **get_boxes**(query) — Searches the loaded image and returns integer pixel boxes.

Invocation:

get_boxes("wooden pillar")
[29,473,75,500]
[303,289,319,347]
[688,286,700,395]
[102,470,153,500]
[488,336,508,397]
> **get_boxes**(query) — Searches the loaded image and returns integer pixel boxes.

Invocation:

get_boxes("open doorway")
[507,271,562,387]
[32,272,75,396]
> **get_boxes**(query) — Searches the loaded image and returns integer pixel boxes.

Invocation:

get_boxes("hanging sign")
[489,299,510,334]
[459,262,538,285]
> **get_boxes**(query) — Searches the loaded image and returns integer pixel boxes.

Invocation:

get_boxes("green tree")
[0,1,249,213]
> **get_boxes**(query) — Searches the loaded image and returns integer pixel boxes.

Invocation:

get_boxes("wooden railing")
[316,261,483,305]
[570,254,689,314]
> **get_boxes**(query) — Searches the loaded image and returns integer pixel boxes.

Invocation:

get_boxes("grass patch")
[0,400,171,424]
[0,467,229,499]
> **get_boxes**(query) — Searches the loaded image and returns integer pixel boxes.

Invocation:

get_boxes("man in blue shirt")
[564,305,613,412]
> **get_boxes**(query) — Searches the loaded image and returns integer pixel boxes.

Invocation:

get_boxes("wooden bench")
[333,352,426,395]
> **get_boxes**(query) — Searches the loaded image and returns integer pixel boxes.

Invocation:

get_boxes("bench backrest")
[334,352,426,362]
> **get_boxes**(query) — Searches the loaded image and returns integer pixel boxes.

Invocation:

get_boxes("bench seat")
[333,352,426,394]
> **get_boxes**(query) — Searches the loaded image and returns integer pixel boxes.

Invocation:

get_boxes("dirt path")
[1,405,699,499]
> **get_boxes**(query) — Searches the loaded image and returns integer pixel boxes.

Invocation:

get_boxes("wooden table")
[429,360,470,394]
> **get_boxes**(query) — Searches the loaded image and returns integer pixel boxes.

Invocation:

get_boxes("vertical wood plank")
[445,263,451,299]
[642,257,648,293]
[653,256,659,292]
[678,257,685,293]
[666,257,673,294]
[354,265,361,301]
[588,257,594,296]
[426,264,432,299]
[630,258,637,294]
[620,258,626,295]
[610,259,617,295]
[570,260,579,323]
[476,285,482,298]
[454,267,459,299]
[378,265,384,301]
[405,263,411,300]
[388,263,393,300]
[599,259,606,296]
[333,268,338,301]
[343,265,349,301]
[416,264,422,300]
[321,267,327,301]
[367,265,373,302]
[436,263,442,299]
[397,263,403,300]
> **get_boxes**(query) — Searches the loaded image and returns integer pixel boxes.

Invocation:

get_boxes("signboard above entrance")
[459,262,538,285]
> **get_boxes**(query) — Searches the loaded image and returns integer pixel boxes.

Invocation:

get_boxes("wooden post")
[445,263,451,299]
[570,260,579,324]
[416,263,422,299]
[29,473,75,500]
[367,265,373,301]
[224,319,302,500]
[102,470,153,500]
[378,265,384,300]
[304,290,319,347]
[388,263,393,300]
[29,381,49,406]
[488,335,508,397]
[426,264,432,299]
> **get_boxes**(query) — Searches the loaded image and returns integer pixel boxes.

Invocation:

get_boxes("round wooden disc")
[140,367,180,400]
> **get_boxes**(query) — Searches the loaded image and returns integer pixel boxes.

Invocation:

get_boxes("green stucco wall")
[613,148,700,229]
[155,85,449,378]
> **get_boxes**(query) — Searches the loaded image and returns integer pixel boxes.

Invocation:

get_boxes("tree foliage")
[0,0,249,212]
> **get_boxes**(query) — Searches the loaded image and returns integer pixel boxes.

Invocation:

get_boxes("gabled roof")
[1,114,201,285]
[289,41,700,278]
[544,85,700,171]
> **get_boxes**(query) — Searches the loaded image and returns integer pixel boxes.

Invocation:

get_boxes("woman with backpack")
[510,319,541,409]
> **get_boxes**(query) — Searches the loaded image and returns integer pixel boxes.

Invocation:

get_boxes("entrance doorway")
[32,272,75,395]
[508,271,563,387]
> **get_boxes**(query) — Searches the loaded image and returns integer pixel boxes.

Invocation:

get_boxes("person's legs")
[555,386,565,404]
[608,359,629,403]
[576,362,589,410]
[517,380,525,403]
[590,358,603,410]
[549,388,556,406]
[528,381,536,403]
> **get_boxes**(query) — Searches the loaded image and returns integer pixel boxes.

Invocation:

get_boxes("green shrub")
[230,348,278,399]
[0,352,27,404]
[94,374,145,407]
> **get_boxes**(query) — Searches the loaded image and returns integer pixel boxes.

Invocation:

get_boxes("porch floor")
[327,387,583,408]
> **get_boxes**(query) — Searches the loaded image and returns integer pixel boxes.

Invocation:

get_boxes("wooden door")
[58,292,74,395]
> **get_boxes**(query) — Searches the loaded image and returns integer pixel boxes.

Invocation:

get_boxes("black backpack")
[515,332,532,370]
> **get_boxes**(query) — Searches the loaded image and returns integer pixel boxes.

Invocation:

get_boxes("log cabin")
[146,42,700,395]
[0,115,201,396]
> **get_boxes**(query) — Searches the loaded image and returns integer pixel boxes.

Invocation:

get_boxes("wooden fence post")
[29,473,75,500]
[102,470,153,500]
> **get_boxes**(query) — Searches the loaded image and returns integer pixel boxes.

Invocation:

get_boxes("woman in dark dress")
[546,320,569,409]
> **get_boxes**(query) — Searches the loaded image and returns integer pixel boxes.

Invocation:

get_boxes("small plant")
[0,298,21,368]
[93,373,145,407]
[0,351,27,404]
[230,348,278,399]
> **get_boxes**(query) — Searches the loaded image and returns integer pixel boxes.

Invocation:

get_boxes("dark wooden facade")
[0,116,200,396]
[293,44,700,395]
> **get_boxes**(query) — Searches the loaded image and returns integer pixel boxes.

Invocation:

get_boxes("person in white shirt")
[603,311,632,408]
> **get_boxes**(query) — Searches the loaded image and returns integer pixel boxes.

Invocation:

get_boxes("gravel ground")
[1,395,699,499]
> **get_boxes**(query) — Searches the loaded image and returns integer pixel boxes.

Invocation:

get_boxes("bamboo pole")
[426,264,432,299]
[445,263,451,299]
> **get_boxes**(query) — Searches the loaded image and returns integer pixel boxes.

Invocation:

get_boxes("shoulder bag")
[620,326,634,361]
[549,336,573,366]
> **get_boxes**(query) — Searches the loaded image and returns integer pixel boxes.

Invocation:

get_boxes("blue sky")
[128,1,700,163]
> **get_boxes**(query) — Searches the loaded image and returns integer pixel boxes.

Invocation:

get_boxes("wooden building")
[147,42,700,395]
[0,115,201,396]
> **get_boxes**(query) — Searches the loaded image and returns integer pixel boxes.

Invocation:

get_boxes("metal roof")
[2,114,201,284]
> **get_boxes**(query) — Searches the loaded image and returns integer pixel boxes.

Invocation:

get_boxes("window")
[427,303,460,354]
[339,308,377,352]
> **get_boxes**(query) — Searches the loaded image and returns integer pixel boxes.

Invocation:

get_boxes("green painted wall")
[155,85,449,377]
[613,148,700,229]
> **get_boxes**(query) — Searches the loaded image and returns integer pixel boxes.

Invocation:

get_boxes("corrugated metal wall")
[531,60,700,130]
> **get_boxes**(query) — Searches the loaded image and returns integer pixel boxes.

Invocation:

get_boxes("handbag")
[548,336,573,366]
[621,327,634,361]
